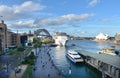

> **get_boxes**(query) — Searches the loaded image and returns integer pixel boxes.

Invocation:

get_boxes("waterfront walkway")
[33,46,64,78]
[9,65,28,78]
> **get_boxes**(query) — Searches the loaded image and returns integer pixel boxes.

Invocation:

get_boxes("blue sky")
[0,0,120,37]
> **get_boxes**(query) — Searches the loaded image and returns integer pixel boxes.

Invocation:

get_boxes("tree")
[21,52,36,65]
[42,39,52,44]
[34,43,38,55]
[33,38,37,43]
[33,38,42,55]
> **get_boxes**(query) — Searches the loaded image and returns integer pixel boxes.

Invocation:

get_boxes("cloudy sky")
[0,0,120,37]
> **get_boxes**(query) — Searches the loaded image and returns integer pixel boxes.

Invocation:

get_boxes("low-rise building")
[115,33,120,41]
[6,30,20,50]
[11,32,20,47]
[28,34,34,43]
[27,30,34,43]
[20,34,35,46]
[20,35,28,46]
[77,50,120,78]
[115,33,120,44]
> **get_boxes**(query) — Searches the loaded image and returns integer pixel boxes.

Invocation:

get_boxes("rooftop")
[55,32,67,36]
[76,50,120,69]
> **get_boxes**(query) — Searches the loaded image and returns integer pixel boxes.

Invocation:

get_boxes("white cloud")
[0,1,45,20]
[101,18,109,22]
[88,0,99,7]
[35,13,95,26]
[8,20,36,28]
[13,1,44,13]
[8,13,95,29]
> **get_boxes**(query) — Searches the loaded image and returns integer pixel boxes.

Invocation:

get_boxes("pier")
[76,50,120,78]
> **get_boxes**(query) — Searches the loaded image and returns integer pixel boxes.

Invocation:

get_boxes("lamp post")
[4,61,9,78]
[69,63,72,78]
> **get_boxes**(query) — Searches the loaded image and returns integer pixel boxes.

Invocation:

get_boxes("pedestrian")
[58,72,61,76]
[52,63,54,66]
[42,65,44,68]
[48,74,50,77]
[33,67,36,71]
[14,71,16,77]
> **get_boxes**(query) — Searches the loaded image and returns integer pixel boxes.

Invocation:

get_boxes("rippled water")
[66,40,114,52]
[50,40,118,78]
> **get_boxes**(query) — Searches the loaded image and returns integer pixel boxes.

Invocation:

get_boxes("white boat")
[66,50,83,63]
[98,46,117,56]
[98,51,116,56]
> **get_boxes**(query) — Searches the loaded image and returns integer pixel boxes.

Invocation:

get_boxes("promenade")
[33,46,64,78]
[9,65,28,78]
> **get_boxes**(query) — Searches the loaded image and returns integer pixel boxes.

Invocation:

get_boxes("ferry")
[98,50,116,56]
[66,50,83,63]
[98,46,117,56]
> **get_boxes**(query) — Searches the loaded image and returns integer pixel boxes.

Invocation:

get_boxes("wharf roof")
[76,50,120,69]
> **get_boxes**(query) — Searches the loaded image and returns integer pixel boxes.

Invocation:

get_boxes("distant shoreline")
[93,39,117,44]
[70,37,120,45]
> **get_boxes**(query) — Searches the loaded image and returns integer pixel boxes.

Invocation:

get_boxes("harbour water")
[50,40,119,78]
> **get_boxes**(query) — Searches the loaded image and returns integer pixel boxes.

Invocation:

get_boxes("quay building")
[77,50,120,78]
[0,20,20,55]
[115,33,120,44]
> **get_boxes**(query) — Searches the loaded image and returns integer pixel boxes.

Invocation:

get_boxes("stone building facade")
[0,20,7,54]
[0,20,20,54]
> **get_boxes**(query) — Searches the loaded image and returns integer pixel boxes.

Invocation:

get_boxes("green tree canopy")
[42,39,52,44]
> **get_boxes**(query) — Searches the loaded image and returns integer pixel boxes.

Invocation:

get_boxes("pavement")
[8,45,65,78]
[33,46,65,78]
[0,54,26,78]
[9,65,28,78]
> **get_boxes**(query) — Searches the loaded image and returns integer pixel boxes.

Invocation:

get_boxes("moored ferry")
[66,50,83,63]
[97,46,117,56]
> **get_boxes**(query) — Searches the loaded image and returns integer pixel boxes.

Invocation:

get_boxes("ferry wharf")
[76,50,120,78]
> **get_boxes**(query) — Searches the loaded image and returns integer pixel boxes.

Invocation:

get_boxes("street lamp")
[69,63,72,78]
[3,61,9,78]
